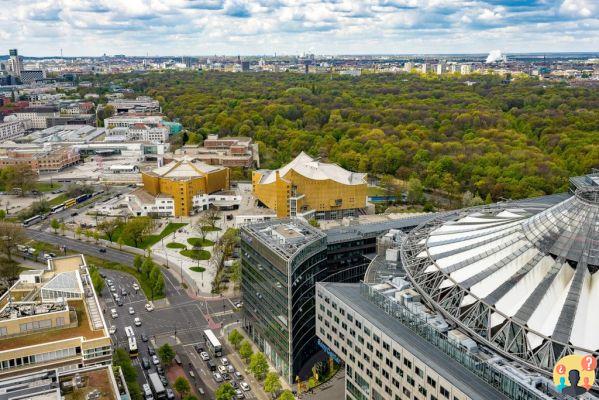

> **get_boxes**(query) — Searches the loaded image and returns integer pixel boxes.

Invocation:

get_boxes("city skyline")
[4,0,598,57]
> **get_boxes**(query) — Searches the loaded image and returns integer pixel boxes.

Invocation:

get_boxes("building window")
[427,376,437,388]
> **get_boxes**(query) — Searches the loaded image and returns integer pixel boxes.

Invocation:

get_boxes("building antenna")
[60,48,63,58]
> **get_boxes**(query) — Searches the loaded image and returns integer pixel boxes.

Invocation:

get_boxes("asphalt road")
[24,229,248,399]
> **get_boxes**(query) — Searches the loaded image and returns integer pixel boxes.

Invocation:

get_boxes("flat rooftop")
[243,219,325,259]
[320,282,510,400]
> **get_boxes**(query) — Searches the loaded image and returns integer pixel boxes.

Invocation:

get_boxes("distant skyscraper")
[421,63,431,74]
[460,64,472,75]
[8,49,23,77]
[241,61,250,72]
[404,62,414,72]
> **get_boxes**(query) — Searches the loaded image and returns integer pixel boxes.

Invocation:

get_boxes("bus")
[125,326,135,338]
[128,337,138,357]
[148,372,166,399]
[22,215,42,227]
[50,204,65,214]
[203,329,223,357]
[64,198,77,208]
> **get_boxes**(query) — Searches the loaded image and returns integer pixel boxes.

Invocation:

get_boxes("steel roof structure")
[401,188,599,375]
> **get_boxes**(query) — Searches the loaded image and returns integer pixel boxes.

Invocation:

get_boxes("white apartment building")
[436,64,447,75]
[10,111,50,129]
[460,64,472,75]
[421,63,432,74]
[404,62,414,72]
[0,120,26,141]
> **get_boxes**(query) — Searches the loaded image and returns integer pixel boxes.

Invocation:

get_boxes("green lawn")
[190,266,206,273]
[367,186,389,196]
[35,182,62,192]
[187,238,214,247]
[110,222,188,249]
[180,249,211,260]
[48,194,69,206]
[166,242,186,249]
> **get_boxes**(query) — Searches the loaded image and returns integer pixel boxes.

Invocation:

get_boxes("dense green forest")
[90,71,598,201]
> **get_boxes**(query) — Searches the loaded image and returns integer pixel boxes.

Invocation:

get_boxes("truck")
[148,372,166,399]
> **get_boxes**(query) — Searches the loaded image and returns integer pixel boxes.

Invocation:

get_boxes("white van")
[142,383,154,400]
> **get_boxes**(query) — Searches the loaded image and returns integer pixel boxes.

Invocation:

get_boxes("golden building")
[141,156,230,216]
[252,152,367,219]
[0,255,112,378]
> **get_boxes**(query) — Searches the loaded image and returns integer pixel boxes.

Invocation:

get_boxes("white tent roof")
[258,152,366,186]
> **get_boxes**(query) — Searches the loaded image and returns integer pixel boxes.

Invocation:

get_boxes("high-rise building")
[241,61,250,72]
[252,152,367,220]
[460,64,471,75]
[436,63,447,75]
[316,186,598,400]
[404,62,414,72]
[421,63,432,74]
[8,49,23,77]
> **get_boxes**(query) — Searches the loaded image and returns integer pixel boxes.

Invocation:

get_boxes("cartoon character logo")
[553,354,597,396]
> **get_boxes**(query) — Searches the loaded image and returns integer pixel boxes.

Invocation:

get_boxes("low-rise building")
[107,96,160,113]
[105,115,169,143]
[252,152,367,219]
[0,120,26,141]
[0,255,112,379]
[139,156,230,216]
[0,144,80,173]
[174,134,258,168]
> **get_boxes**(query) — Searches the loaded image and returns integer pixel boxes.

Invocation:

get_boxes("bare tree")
[0,222,26,284]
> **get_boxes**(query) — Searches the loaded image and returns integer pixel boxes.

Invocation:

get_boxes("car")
[213,372,223,383]
[116,298,124,307]
[141,357,151,370]
[145,302,154,312]
[227,365,235,373]
[70,212,78,217]
[166,389,175,400]
[231,380,239,388]
[99,272,107,278]
[98,248,106,253]
[240,382,250,391]
[109,286,116,293]
[234,371,243,380]
[235,389,244,399]
[121,288,128,296]
[218,365,227,374]
[141,333,148,342]
[132,283,140,291]
[152,355,160,365]
[148,345,155,356]
[221,357,229,366]
[157,366,165,375]
[222,373,231,381]
[197,387,205,396]
[174,355,182,365]
[109,325,117,335]
[128,307,135,315]
[207,360,216,371]
[188,370,195,379]
[110,309,118,318]
[194,344,204,353]
[200,352,210,361]
[106,279,113,286]
[134,317,141,326]
[160,375,168,387]
[235,301,243,308]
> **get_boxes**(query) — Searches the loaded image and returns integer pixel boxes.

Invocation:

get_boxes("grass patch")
[180,249,211,260]
[187,237,214,247]
[200,226,221,232]
[110,222,187,249]
[48,193,69,206]
[35,182,62,192]
[166,242,186,249]
[190,266,206,273]
[367,186,389,196]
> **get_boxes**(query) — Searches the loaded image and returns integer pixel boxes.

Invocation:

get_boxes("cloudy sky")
[3,0,598,56]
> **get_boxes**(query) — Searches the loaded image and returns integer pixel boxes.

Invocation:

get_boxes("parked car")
[240,382,250,391]
[141,357,151,370]
[110,309,118,318]
[98,248,107,253]
[121,288,128,296]
[197,387,205,396]
[141,333,148,342]
[129,307,135,315]
[222,373,231,381]
[157,366,165,375]
[213,373,223,383]
[166,388,175,399]
[234,371,242,380]
[152,355,160,365]
[231,381,239,388]
[218,365,227,374]
[109,286,116,293]
[148,345,155,356]
[116,298,124,307]
[174,355,182,365]
[194,344,204,353]
[207,360,216,371]
[227,365,235,373]
[109,325,117,335]
[221,357,229,366]
[235,389,244,399]
[132,283,140,291]
[160,375,168,387]
[134,317,142,326]
[200,352,210,361]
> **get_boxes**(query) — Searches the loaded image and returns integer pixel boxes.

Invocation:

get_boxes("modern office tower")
[241,61,250,72]
[8,49,23,77]
[140,156,230,216]
[241,219,328,384]
[252,152,367,219]
[241,215,434,384]
[0,255,112,379]
[316,187,599,400]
